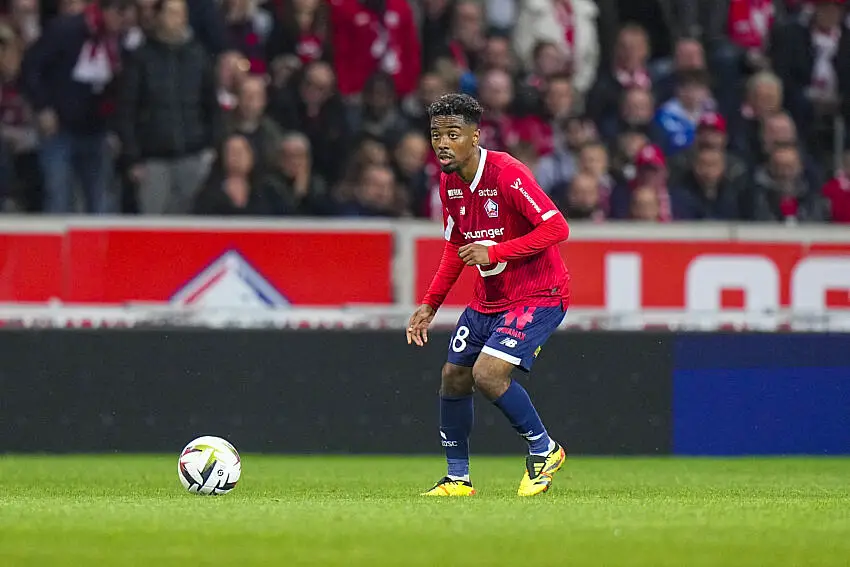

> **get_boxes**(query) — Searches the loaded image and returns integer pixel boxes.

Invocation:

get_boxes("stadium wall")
[2,329,848,456]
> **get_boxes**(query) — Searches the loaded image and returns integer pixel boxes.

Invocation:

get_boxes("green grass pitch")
[1,455,849,566]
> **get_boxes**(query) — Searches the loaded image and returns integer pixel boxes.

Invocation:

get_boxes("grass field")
[1,455,849,566]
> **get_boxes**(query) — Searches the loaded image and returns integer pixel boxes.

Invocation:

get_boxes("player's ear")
[472,128,480,146]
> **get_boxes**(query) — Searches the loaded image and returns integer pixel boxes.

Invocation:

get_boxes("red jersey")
[422,149,571,314]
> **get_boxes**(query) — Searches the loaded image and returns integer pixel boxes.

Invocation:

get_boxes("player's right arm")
[407,177,466,347]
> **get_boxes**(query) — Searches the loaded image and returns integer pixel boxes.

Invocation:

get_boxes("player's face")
[430,115,479,174]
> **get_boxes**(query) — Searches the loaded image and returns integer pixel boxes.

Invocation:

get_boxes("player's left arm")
[488,165,570,262]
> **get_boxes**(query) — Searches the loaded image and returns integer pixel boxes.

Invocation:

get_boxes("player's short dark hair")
[428,93,484,126]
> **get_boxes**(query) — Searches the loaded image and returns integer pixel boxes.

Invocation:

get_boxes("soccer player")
[407,93,571,497]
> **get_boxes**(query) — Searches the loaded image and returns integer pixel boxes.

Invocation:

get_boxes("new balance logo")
[499,338,518,348]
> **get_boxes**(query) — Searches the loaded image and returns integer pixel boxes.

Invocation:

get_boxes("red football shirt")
[425,148,571,314]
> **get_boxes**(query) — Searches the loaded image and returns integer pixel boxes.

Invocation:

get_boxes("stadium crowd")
[0,0,849,222]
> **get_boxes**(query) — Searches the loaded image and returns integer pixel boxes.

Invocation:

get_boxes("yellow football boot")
[517,442,566,496]
[421,477,476,496]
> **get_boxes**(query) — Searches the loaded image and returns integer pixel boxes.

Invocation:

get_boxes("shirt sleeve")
[498,163,562,226]
[421,175,466,310]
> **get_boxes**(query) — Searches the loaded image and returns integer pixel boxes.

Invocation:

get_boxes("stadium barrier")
[2,329,847,456]
[0,217,849,330]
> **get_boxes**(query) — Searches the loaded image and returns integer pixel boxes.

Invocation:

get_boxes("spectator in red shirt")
[329,0,420,99]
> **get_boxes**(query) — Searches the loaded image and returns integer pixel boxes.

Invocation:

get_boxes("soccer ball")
[178,435,242,495]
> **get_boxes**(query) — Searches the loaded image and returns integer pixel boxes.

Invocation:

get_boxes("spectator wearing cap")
[821,150,850,223]
[770,0,849,147]
[654,68,716,156]
[750,142,830,221]
[118,0,221,214]
[668,112,749,184]
[21,0,129,213]
[512,0,600,101]
[329,0,420,99]
[609,143,690,221]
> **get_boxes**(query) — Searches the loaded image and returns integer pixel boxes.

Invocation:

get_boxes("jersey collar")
[468,147,488,192]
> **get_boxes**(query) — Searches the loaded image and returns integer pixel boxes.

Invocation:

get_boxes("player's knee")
[440,363,474,397]
[471,359,511,400]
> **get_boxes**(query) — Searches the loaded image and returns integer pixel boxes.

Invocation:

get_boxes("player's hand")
[406,304,436,347]
[458,243,492,266]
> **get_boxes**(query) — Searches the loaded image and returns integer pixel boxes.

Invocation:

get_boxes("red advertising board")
[415,238,850,311]
[0,227,394,306]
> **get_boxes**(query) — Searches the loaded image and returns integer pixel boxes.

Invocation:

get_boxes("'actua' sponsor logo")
[464,227,504,239]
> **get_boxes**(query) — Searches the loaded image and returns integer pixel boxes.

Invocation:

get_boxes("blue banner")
[673,335,850,455]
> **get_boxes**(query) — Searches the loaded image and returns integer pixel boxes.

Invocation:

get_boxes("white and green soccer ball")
[178,435,242,495]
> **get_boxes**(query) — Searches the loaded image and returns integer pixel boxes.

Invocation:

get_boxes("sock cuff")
[492,379,518,405]
[440,393,474,401]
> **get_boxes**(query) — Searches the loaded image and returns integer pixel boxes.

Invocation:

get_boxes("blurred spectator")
[118,0,221,214]
[610,143,690,220]
[425,0,484,93]
[654,38,708,106]
[535,114,596,193]
[598,85,664,144]
[668,111,749,183]
[21,0,129,213]
[194,133,272,214]
[270,60,350,184]
[348,71,409,147]
[225,74,283,175]
[629,184,662,221]
[770,0,848,146]
[729,70,783,160]
[751,142,829,221]
[511,140,540,170]
[678,146,746,219]
[266,0,331,82]
[338,162,398,216]
[654,69,716,156]
[0,22,40,211]
[481,33,516,74]
[217,50,249,110]
[6,0,42,46]
[420,0,455,70]
[477,68,519,152]
[586,23,651,124]
[186,0,229,56]
[222,0,274,75]
[261,131,332,215]
[577,140,614,211]
[560,171,605,220]
[329,0,420,99]
[401,71,447,134]
[709,0,776,119]
[821,150,850,222]
[610,126,649,182]
[513,0,600,99]
[392,130,429,209]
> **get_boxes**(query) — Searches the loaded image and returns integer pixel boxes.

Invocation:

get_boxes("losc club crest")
[484,198,499,218]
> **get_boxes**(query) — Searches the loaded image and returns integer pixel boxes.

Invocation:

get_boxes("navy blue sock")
[440,395,473,478]
[492,380,552,454]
